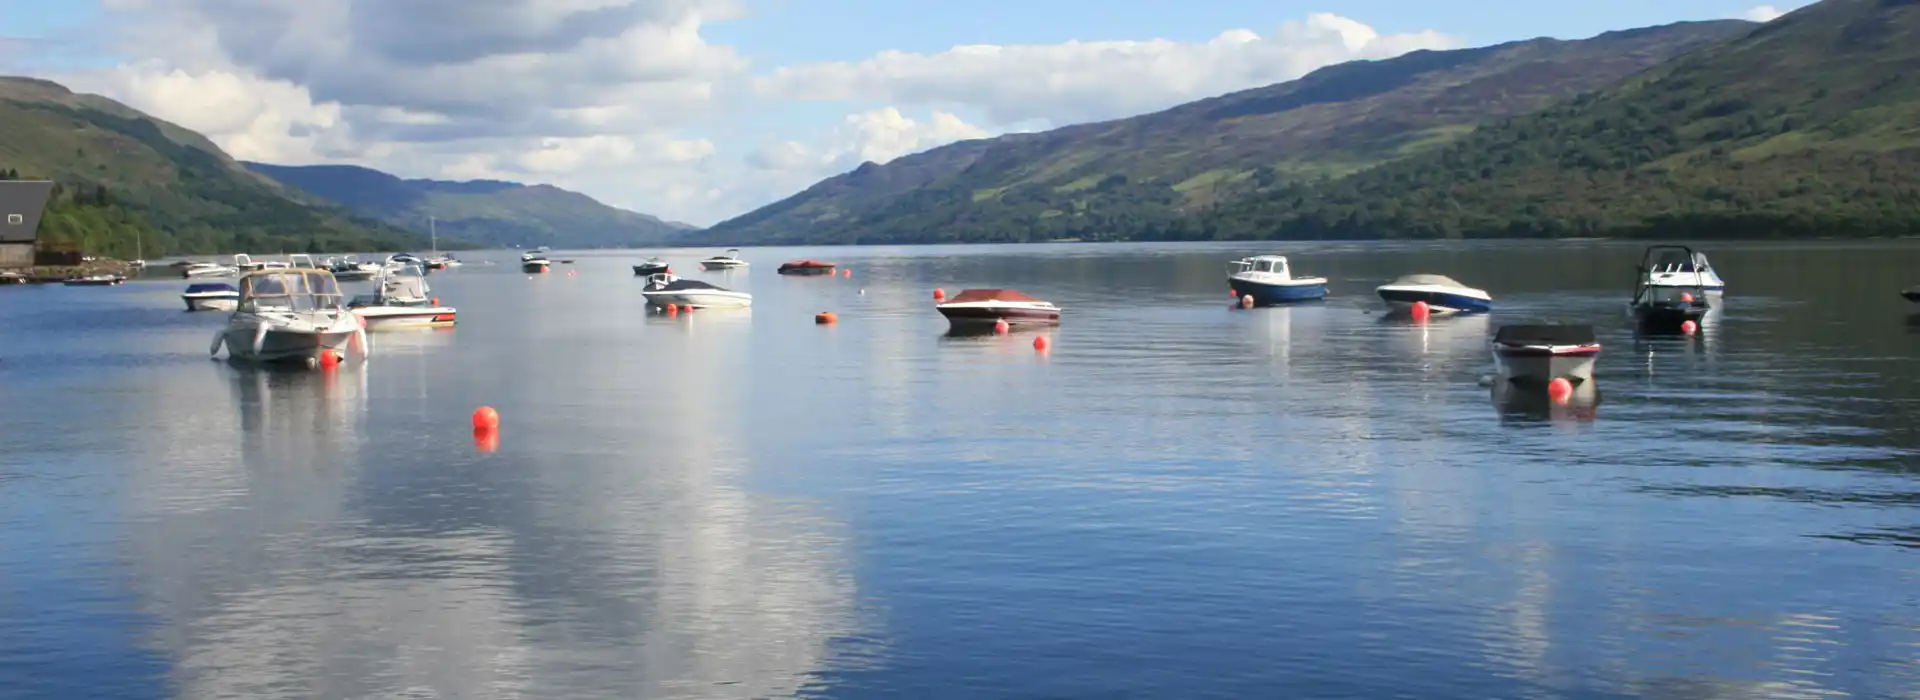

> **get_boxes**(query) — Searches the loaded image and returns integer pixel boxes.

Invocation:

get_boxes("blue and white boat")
[182,282,240,311]
[1645,249,1726,293]
[1375,274,1492,314]
[1227,255,1327,305]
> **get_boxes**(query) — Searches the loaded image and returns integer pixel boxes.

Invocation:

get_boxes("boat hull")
[353,306,457,330]
[1493,345,1600,384]
[1230,279,1327,306]
[1377,287,1491,314]
[223,327,356,363]
[701,261,746,270]
[1631,302,1708,331]
[522,261,550,273]
[183,294,239,312]
[777,266,834,276]
[936,304,1060,327]
[632,264,671,276]
[643,291,753,308]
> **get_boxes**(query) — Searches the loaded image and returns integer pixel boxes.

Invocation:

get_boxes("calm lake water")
[2,240,1917,699]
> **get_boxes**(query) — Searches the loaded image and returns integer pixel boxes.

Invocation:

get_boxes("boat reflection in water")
[1491,376,1601,424]
[226,359,368,447]
[1380,311,1492,360]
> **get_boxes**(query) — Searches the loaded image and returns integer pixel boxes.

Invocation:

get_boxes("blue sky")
[0,0,1803,224]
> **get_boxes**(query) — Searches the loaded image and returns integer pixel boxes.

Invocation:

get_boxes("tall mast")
[429,216,437,255]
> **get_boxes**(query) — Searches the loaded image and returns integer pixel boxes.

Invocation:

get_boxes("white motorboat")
[700,248,748,270]
[1644,249,1726,293]
[62,274,125,286]
[347,263,456,330]
[641,273,752,308]
[1227,255,1328,306]
[181,262,237,279]
[521,247,551,274]
[210,268,366,367]
[632,256,672,276]
[182,282,240,311]
[934,288,1062,328]
[330,255,382,281]
[1491,324,1601,384]
[1375,274,1492,314]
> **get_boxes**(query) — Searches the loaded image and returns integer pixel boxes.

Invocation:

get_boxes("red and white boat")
[935,289,1061,328]
[776,259,836,275]
[1491,324,1600,384]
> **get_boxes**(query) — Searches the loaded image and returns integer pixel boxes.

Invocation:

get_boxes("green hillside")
[703,20,1754,245]
[1194,0,1920,240]
[0,77,424,258]
[244,163,695,249]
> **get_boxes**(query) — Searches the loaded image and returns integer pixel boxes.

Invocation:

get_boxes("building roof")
[0,181,53,244]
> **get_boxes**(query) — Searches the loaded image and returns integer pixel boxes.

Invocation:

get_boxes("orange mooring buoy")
[1680,292,1694,303]
[1033,335,1049,352]
[994,319,1010,335]
[933,288,946,301]
[1240,294,1255,309]
[1681,320,1698,335]
[472,406,500,430]
[666,303,678,316]
[1547,378,1573,404]
[1411,300,1431,321]
[815,311,837,324]
[318,349,341,369]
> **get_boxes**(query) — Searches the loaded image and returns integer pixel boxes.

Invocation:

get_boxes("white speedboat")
[210,268,366,367]
[521,247,551,274]
[641,273,752,308]
[181,262,237,279]
[1644,249,1725,293]
[62,274,125,286]
[330,255,382,281]
[347,263,456,330]
[182,282,240,311]
[700,249,748,270]
[1375,274,1492,314]
[934,288,1061,328]
[1491,324,1601,384]
[1227,255,1327,306]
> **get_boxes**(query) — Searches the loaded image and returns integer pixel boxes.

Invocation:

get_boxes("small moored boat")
[632,257,672,276]
[777,259,836,275]
[348,263,456,330]
[521,247,551,273]
[1630,245,1711,332]
[701,249,748,270]
[1645,249,1726,293]
[935,288,1062,328]
[182,262,237,278]
[1227,255,1327,306]
[1491,324,1601,384]
[182,282,240,311]
[1375,273,1491,314]
[641,273,752,308]
[210,268,365,367]
[63,275,125,286]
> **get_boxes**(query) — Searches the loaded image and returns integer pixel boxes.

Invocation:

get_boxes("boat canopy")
[945,288,1040,304]
[1494,324,1596,346]
[185,282,237,294]
[1387,273,1466,287]
[1228,255,1292,277]
[647,276,728,292]
[238,269,345,312]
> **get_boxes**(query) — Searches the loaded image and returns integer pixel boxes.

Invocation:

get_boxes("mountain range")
[706,0,1920,244]
[243,163,696,250]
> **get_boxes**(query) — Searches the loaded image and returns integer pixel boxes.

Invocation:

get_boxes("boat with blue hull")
[1375,274,1492,314]
[1227,255,1327,306]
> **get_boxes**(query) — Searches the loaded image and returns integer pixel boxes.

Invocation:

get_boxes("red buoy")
[1240,295,1255,309]
[318,349,341,368]
[815,311,837,324]
[1680,292,1694,303]
[1681,320,1698,335]
[843,269,851,277]
[1547,378,1573,404]
[666,303,678,316]
[933,288,946,301]
[1033,335,1049,352]
[472,406,500,430]
[1410,301,1431,321]
[994,319,1010,335]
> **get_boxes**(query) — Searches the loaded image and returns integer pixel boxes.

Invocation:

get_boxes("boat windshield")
[239,270,345,312]
[1392,273,1464,287]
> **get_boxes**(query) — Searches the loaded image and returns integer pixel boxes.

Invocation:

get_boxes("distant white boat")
[521,247,551,274]
[348,262,456,330]
[182,282,239,311]
[700,249,748,270]
[181,262,237,279]
[641,273,751,308]
[1375,274,1492,314]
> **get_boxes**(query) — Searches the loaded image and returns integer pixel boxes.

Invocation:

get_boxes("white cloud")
[753,13,1460,126]
[1737,5,1786,21]
[32,5,1456,225]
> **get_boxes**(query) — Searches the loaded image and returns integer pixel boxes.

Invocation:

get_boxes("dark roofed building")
[0,180,53,269]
